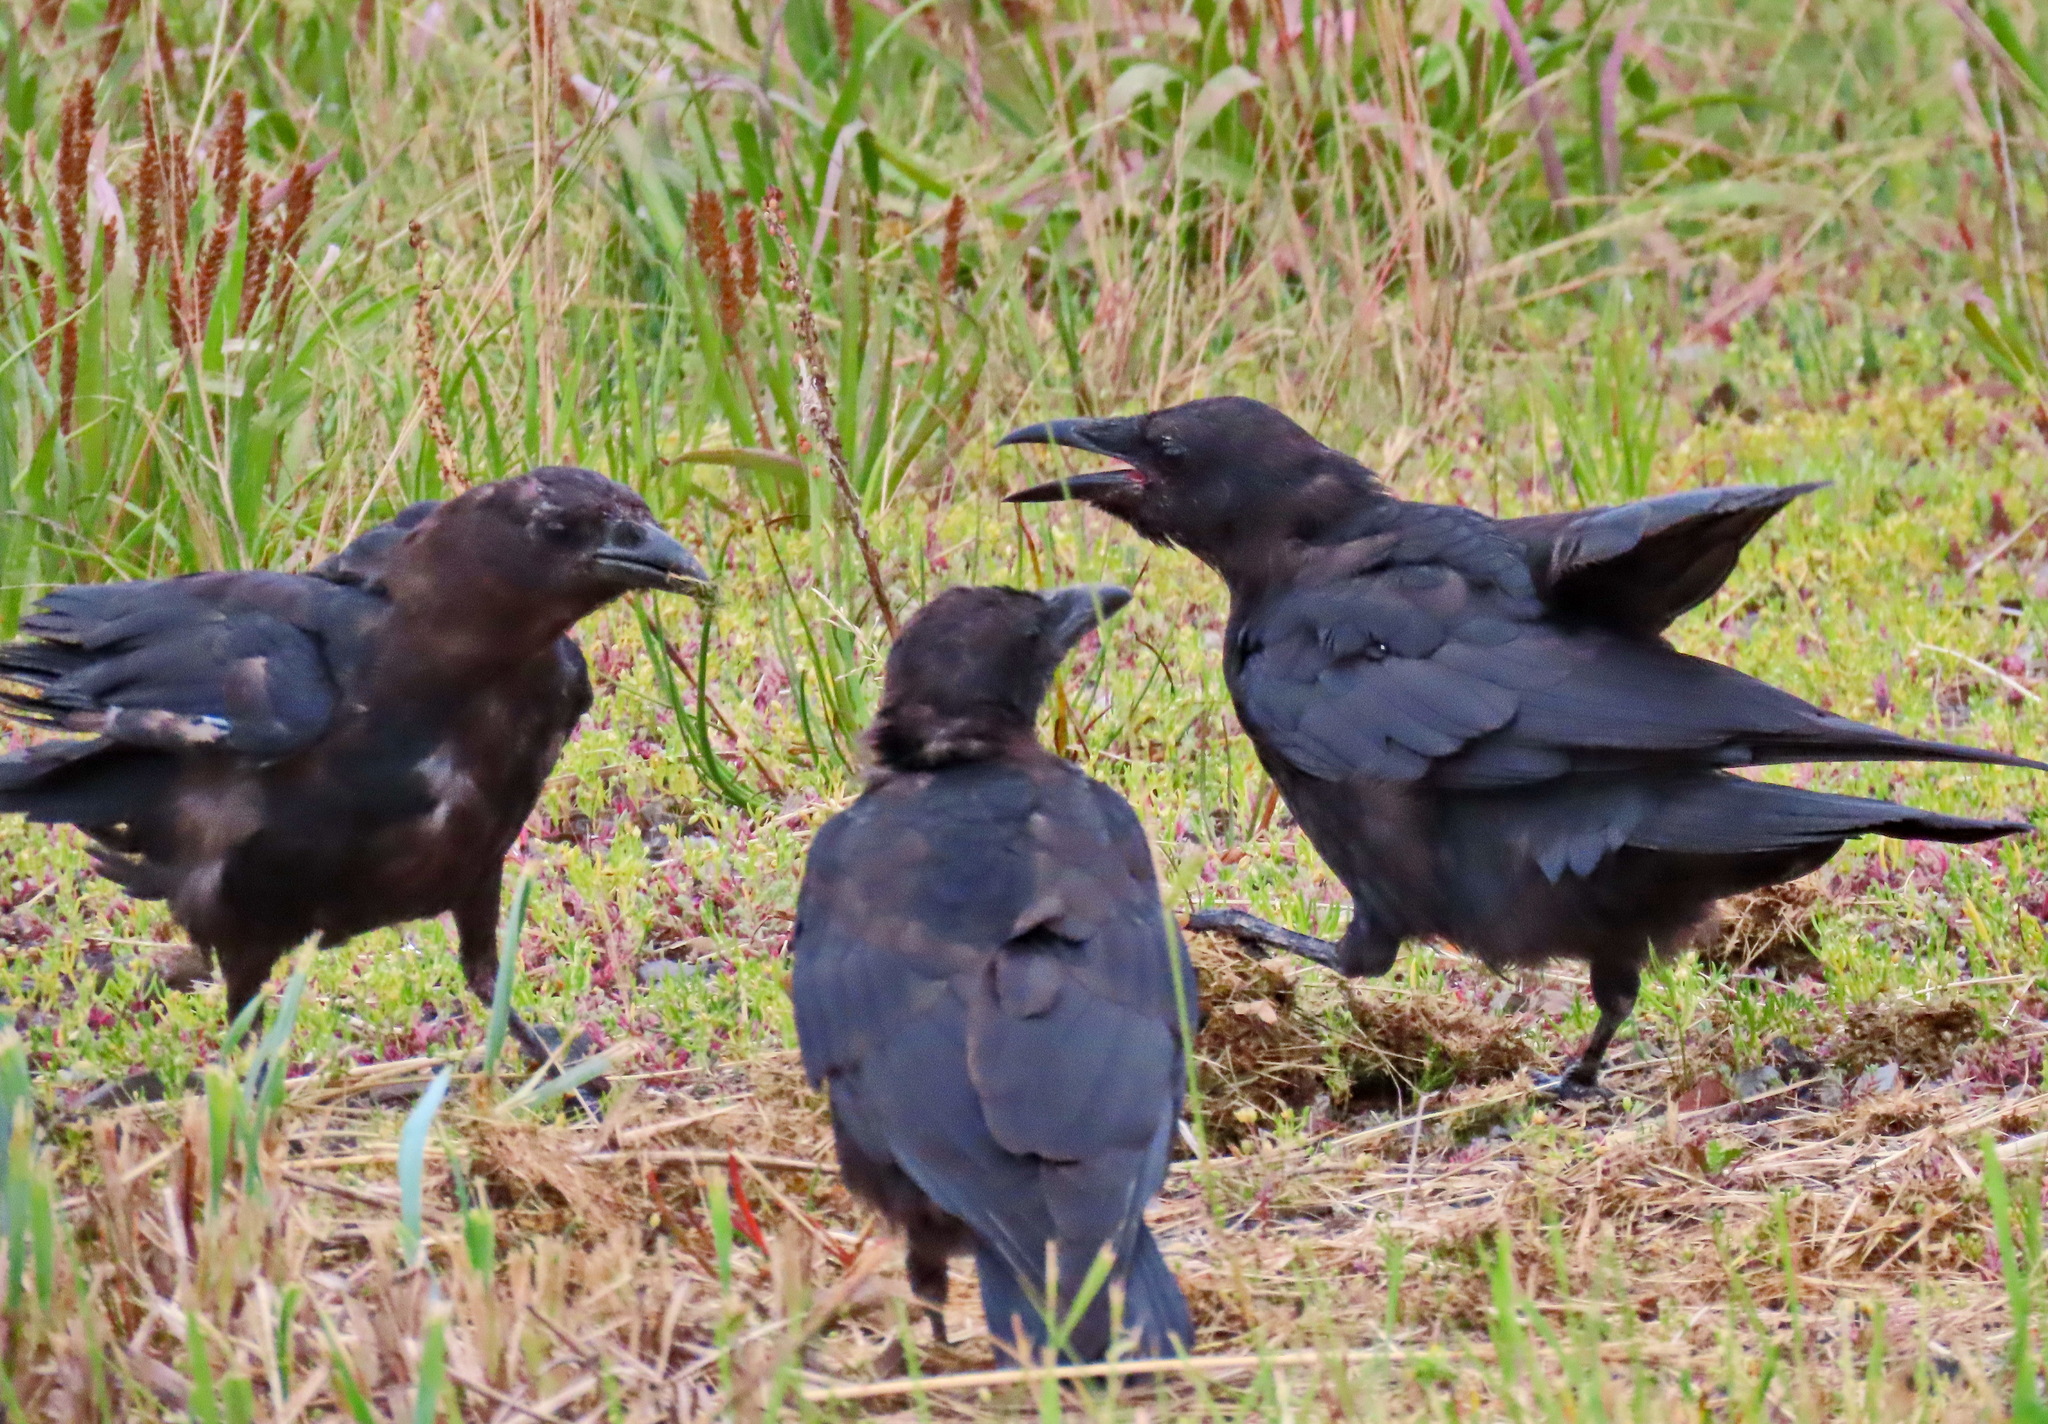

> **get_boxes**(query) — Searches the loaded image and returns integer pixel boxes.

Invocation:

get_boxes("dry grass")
[17,891,2048,1421]
[1699,880,1829,980]
[13,1015,2041,1421]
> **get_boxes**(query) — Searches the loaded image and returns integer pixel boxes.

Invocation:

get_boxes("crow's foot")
[509,1017,608,1118]
[1530,1070,1613,1103]
[1184,909,1340,972]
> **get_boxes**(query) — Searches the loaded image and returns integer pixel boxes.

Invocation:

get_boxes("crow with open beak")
[1002,397,2043,1097]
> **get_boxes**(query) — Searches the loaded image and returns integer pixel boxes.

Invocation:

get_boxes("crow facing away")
[791,584,1196,1363]
[0,467,710,1087]
[1002,397,2044,1097]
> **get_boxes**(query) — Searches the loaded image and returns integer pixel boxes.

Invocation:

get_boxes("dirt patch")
[1343,991,1540,1105]
[1696,879,1825,978]
[1832,998,1984,1082]
[1190,932,1540,1143]
[1190,935,1334,1147]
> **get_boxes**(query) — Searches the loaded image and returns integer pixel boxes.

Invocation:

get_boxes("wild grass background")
[6,0,2048,1418]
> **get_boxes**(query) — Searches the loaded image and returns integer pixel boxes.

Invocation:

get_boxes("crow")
[791,584,1196,1364]
[1001,397,2044,1097]
[0,466,710,1090]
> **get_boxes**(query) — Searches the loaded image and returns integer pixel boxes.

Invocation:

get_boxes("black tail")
[1753,716,2048,775]
[1634,774,2030,858]
[975,1224,1191,1365]
[0,740,176,833]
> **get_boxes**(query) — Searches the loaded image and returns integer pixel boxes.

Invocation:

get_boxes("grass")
[5,0,2048,1417]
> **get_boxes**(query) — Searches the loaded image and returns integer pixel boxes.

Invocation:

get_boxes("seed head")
[735,205,759,301]
[237,178,276,335]
[97,0,137,72]
[213,92,247,215]
[133,140,163,283]
[690,189,742,340]
[155,12,180,90]
[830,0,853,66]
[56,82,95,296]
[34,271,56,375]
[939,193,965,292]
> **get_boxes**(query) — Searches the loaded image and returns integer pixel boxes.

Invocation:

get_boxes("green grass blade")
[482,872,532,1083]
[397,1067,454,1269]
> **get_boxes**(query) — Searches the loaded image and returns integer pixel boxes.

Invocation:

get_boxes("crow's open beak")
[1041,584,1133,651]
[1003,470,1145,504]
[999,416,1148,504]
[591,521,715,600]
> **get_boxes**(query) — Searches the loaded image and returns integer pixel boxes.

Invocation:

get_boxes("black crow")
[791,584,1196,1363]
[1001,397,2043,1097]
[0,467,710,1088]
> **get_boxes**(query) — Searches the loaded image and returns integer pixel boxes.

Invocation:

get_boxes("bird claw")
[1184,908,1341,971]
[513,1021,609,1119]
[1530,1070,1613,1103]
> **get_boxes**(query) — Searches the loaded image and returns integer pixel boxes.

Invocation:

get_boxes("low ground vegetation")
[7,0,2048,1419]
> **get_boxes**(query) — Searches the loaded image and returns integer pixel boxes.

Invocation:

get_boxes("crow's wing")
[1501,483,1823,635]
[1233,518,2044,790]
[791,762,1192,1295]
[0,570,384,761]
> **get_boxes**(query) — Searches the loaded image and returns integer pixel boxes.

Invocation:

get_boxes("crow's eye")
[1155,433,1187,459]
[538,517,579,545]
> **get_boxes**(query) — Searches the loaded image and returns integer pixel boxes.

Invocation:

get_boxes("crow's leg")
[904,1228,951,1346]
[220,949,271,1047]
[1534,959,1640,1102]
[1184,909,1340,971]
[1188,907,1401,976]
[219,947,284,1095]
[453,871,606,1116]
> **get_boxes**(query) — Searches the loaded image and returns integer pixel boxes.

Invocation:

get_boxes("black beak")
[999,416,1148,504]
[1004,470,1146,504]
[1041,584,1133,651]
[590,520,715,600]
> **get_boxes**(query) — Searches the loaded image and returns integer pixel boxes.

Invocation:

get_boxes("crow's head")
[384,467,712,633]
[869,584,1131,771]
[1000,397,1380,573]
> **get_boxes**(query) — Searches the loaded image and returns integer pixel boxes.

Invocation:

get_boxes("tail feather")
[1756,717,2048,774]
[973,1224,1190,1365]
[1635,775,2030,858]
[0,740,177,833]
[1112,1225,1193,1360]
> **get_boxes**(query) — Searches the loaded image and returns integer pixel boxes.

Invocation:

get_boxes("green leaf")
[1980,3,2048,102]
[397,1067,454,1268]
[501,1051,616,1115]
[670,446,809,482]
[1180,65,1261,145]
[482,874,531,1083]
[1107,62,1177,115]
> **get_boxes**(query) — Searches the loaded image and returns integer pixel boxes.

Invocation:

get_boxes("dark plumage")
[1001,397,2044,1096]
[0,467,710,1086]
[791,585,1196,1363]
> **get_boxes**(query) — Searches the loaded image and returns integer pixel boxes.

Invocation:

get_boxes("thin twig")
[1915,641,2040,704]
[573,1148,831,1173]
[1964,505,2048,577]
[758,187,899,637]
[408,221,463,490]
[801,1339,1691,1403]
[447,1370,574,1423]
